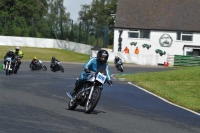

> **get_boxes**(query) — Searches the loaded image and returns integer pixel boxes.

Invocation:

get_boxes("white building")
[114,0,200,64]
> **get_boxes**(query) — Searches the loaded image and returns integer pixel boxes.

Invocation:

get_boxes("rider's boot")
[70,78,80,97]
[70,85,79,97]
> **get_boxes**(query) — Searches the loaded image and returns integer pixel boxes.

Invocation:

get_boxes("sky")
[63,0,92,22]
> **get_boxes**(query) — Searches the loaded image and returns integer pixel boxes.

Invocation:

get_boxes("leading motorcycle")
[4,57,13,75]
[66,71,112,114]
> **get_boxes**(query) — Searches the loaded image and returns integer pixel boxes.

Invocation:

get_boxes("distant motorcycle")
[116,60,124,72]
[4,57,13,75]
[29,60,47,71]
[51,61,64,73]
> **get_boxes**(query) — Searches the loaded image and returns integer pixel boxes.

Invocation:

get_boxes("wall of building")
[90,50,158,65]
[114,29,200,64]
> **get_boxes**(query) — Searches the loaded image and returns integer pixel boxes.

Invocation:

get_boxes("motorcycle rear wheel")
[84,87,101,114]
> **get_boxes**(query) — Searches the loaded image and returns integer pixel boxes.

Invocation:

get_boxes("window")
[128,30,150,39]
[176,32,193,41]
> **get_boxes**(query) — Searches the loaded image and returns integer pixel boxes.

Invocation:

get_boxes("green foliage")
[0,0,70,39]
[78,0,117,46]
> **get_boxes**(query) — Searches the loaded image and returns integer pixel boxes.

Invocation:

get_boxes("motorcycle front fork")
[88,82,95,100]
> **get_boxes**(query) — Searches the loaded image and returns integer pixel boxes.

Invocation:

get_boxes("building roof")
[115,0,200,32]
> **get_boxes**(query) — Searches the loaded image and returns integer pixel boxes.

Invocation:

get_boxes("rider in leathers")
[50,56,59,71]
[13,46,23,69]
[70,50,113,96]
[114,55,123,70]
[31,57,38,69]
[3,49,15,67]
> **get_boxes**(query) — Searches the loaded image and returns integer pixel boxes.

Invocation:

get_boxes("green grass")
[0,64,2,70]
[0,46,90,62]
[116,67,200,112]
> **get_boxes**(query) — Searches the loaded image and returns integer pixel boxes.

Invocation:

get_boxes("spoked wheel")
[60,66,64,73]
[6,66,9,75]
[84,87,101,114]
[9,70,11,75]
[14,70,18,74]
[68,98,78,110]
[6,63,9,75]
[14,66,18,74]
[42,65,47,71]
[119,65,124,72]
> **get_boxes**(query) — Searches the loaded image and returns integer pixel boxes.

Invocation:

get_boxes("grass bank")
[116,67,200,112]
[0,64,2,70]
[0,46,90,62]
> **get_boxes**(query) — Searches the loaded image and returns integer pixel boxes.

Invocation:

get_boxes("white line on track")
[111,74,200,116]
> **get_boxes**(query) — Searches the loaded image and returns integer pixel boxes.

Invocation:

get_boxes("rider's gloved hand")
[84,69,90,73]
[107,80,113,85]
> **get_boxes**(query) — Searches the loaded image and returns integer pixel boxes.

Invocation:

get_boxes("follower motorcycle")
[29,60,47,71]
[51,61,64,73]
[116,59,124,72]
[12,54,24,74]
[66,71,112,114]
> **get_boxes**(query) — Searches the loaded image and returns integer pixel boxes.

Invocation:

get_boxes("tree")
[0,0,71,39]
[78,0,118,46]
[47,0,71,39]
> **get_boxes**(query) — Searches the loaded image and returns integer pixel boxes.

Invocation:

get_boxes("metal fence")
[0,16,110,48]
[174,55,200,66]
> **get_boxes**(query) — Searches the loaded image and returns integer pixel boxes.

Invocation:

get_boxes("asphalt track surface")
[0,61,200,133]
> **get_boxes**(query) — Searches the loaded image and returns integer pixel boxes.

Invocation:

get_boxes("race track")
[0,61,200,133]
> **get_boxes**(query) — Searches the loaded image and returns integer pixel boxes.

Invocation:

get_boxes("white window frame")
[128,30,150,39]
[177,32,193,41]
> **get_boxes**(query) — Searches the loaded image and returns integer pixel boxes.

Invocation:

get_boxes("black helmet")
[97,50,109,64]
[9,49,13,54]
[52,56,55,59]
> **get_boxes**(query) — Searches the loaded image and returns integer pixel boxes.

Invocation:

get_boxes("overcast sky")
[63,0,92,22]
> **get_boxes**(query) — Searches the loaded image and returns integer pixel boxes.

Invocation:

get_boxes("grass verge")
[116,66,200,112]
[0,46,90,62]
[0,64,2,70]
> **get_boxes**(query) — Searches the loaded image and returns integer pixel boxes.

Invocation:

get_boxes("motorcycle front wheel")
[119,65,124,72]
[60,66,64,73]
[84,87,101,114]
[42,65,47,71]
[68,99,78,110]
[6,63,9,75]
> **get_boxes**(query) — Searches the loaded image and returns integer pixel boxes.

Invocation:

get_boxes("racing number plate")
[6,57,11,61]
[96,72,106,84]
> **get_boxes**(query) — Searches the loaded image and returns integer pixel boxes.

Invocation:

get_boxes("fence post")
[70,20,74,41]
[4,17,7,35]
[78,21,81,43]
[103,25,108,48]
